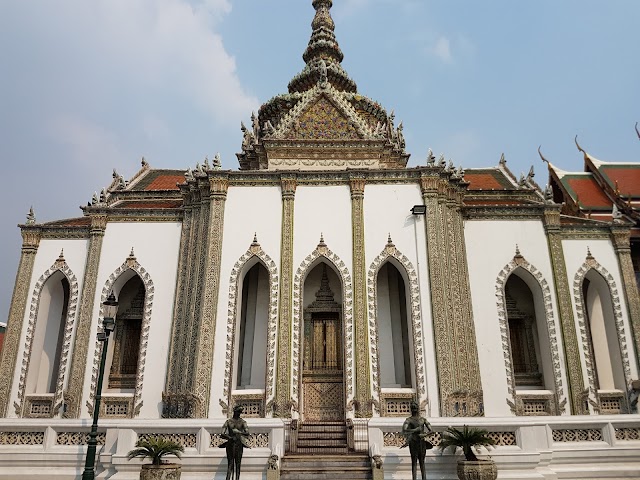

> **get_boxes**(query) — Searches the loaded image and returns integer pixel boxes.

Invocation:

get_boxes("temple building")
[0,1,639,479]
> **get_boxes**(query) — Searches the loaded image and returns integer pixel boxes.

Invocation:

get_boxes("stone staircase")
[280,454,372,480]
[281,421,372,480]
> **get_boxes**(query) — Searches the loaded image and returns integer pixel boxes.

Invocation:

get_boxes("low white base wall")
[0,416,638,479]
[369,415,640,479]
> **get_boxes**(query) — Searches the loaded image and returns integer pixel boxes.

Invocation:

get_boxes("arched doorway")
[301,262,344,421]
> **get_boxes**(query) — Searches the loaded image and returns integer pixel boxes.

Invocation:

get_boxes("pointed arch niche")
[87,250,154,418]
[496,248,566,416]
[367,238,427,417]
[574,250,632,414]
[17,252,79,418]
[291,238,354,420]
[221,237,279,418]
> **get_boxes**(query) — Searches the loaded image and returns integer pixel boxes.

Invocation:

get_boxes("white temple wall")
[464,219,564,417]
[293,185,352,266]
[8,238,88,418]
[562,238,639,383]
[81,222,181,419]
[363,184,437,415]
[210,186,282,418]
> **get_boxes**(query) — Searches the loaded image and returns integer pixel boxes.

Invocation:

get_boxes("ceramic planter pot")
[140,464,181,480]
[456,459,498,480]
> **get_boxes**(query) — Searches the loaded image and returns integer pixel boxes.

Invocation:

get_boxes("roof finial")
[636,122,639,141]
[537,145,550,165]
[586,247,594,259]
[499,153,506,166]
[574,135,586,155]
[252,232,259,246]
[387,233,393,245]
[26,206,36,225]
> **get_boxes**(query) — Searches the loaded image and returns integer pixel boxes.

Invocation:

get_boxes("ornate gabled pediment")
[271,88,377,141]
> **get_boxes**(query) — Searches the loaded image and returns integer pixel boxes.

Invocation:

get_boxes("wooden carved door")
[302,312,344,421]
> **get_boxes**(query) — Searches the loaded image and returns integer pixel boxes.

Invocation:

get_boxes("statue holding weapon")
[220,406,250,480]
[401,401,432,480]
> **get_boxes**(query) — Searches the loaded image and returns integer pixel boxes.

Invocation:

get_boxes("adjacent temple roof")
[237,0,408,171]
[547,138,640,227]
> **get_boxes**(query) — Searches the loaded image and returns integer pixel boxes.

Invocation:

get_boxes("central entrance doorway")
[302,263,344,421]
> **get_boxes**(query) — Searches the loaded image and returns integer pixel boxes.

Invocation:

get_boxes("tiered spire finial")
[288,0,357,93]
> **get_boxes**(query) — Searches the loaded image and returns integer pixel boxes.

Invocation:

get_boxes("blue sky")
[0,0,638,322]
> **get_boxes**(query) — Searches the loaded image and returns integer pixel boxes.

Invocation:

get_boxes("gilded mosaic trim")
[0,231,40,417]
[367,239,427,414]
[275,176,296,417]
[421,176,483,416]
[15,254,79,417]
[64,215,107,418]
[610,227,640,374]
[86,251,154,418]
[193,176,228,417]
[495,249,566,416]
[544,209,584,415]
[291,242,354,417]
[573,252,632,413]
[350,176,371,416]
[164,203,193,395]
[220,239,279,417]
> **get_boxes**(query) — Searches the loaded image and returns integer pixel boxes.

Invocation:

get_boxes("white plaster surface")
[81,222,182,419]
[210,185,282,417]
[8,238,89,417]
[465,219,565,417]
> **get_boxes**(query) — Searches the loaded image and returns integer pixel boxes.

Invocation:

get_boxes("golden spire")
[288,0,357,93]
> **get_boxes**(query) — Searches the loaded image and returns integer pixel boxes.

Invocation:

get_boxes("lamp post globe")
[81,292,118,480]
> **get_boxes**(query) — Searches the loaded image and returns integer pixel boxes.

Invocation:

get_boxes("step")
[281,455,372,480]
[283,454,370,468]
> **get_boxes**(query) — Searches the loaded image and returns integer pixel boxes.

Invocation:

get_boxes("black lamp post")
[82,291,118,480]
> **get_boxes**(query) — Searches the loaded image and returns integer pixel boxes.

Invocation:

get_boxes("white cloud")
[431,36,453,63]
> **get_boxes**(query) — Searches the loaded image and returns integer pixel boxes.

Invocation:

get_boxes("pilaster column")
[274,175,296,417]
[421,175,483,416]
[192,174,228,418]
[184,181,211,394]
[610,225,640,372]
[65,214,108,418]
[543,208,584,414]
[164,191,194,397]
[349,174,371,417]
[0,228,41,417]
[447,186,483,413]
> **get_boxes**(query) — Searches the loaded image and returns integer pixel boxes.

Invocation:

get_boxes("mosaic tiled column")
[350,174,372,417]
[192,175,228,418]
[184,181,211,394]
[447,185,483,414]
[163,187,194,410]
[274,175,296,418]
[543,208,584,414]
[421,175,483,416]
[64,215,108,418]
[0,228,41,417]
[610,225,640,373]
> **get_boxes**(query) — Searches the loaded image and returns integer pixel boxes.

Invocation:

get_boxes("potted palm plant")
[127,436,185,480]
[439,425,497,480]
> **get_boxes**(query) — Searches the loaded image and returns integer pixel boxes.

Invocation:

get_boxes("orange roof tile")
[42,217,92,227]
[564,176,612,209]
[599,166,640,197]
[144,175,184,191]
[114,200,183,210]
[464,170,515,191]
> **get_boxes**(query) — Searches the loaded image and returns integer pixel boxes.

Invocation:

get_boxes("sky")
[0,0,639,322]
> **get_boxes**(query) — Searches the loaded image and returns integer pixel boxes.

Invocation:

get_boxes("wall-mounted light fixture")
[410,205,426,215]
